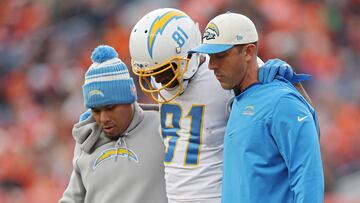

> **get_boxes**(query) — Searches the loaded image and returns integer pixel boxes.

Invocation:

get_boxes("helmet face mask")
[129,8,201,103]
[132,56,189,103]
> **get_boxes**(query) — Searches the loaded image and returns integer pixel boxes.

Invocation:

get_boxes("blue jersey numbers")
[161,104,205,165]
[161,104,181,164]
[172,27,188,48]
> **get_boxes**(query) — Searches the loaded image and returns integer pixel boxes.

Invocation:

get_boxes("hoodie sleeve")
[271,93,324,203]
[59,145,86,203]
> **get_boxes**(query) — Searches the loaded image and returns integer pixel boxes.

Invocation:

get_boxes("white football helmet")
[129,8,202,103]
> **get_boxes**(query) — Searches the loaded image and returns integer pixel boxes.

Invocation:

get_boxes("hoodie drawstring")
[115,138,121,162]
[115,133,130,162]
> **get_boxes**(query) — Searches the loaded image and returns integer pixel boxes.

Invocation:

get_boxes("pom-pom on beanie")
[82,45,137,108]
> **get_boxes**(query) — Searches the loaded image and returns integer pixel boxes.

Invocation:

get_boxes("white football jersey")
[159,56,233,202]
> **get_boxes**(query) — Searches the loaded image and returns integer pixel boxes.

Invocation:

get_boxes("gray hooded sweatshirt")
[59,103,167,203]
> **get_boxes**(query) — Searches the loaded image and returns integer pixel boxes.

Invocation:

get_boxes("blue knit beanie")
[82,45,137,108]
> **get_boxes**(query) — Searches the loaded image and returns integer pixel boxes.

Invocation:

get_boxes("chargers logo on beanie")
[82,45,137,108]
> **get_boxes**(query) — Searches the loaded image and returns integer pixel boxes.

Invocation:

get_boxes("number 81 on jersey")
[160,104,205,165]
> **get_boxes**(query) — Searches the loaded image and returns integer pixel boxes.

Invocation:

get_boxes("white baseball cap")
[189,12,258,54]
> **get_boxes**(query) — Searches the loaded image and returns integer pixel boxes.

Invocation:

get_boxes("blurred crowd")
[0,0,359,202]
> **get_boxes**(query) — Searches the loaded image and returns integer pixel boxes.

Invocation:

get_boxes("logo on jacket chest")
[93,147,139,170]
[243,105,255,116]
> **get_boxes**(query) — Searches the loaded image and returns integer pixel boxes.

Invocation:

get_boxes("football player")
[128,8,307,203]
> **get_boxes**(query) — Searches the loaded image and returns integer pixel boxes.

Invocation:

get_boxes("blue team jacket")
[222,78,324,203]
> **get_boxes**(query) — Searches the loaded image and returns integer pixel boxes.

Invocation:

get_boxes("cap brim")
[188,44,233,54]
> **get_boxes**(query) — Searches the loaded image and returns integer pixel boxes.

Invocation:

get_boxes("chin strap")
[163,80,189,96]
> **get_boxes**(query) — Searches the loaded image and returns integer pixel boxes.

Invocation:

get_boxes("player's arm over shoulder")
[139,103,159,111]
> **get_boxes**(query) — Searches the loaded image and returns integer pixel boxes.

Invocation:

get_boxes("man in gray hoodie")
[59,45,167,203]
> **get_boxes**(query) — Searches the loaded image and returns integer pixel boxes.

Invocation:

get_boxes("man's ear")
[244,44,257,62]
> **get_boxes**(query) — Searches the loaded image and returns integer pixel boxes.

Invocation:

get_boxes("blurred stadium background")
[0,0,359,202]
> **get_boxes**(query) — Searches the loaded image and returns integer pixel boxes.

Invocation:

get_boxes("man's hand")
[79,109,92,122]
[259,58,311,83]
